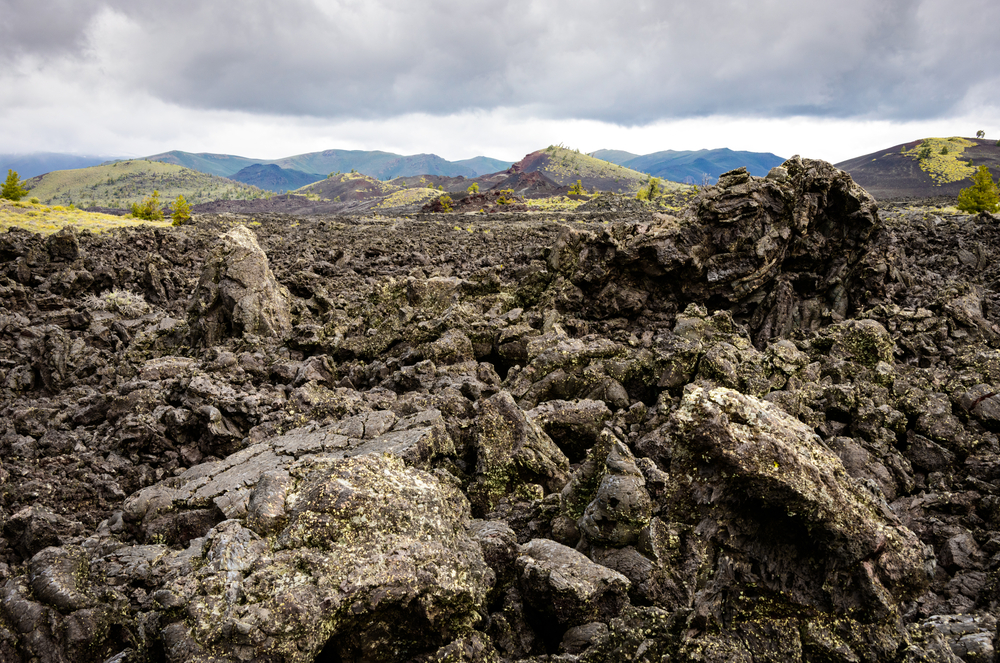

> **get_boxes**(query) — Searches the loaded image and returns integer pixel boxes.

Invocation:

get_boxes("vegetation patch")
[0,199,173,234]
[902,137,977,185]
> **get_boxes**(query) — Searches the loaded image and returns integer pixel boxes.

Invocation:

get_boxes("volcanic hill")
[836,136,1000,199]
[23,160,267,209]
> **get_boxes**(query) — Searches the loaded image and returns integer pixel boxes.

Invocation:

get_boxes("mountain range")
[591,148,785,185]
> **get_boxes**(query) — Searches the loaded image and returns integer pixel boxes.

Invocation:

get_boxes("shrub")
[171,194,191,225]
[636,177,662,201]
[496,189,515,205]
[130,190,164,220]
[1,169,28,201]
[29,197,39,204]
[83,289,151,318]
[568,179,584,195]
[918,147,932,160]
[439,194,454,212]
[956,166,1000,213]
[941,146,949,155]
[467,183,480,194]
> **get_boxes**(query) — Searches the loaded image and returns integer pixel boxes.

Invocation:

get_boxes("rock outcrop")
[188,225,292,345]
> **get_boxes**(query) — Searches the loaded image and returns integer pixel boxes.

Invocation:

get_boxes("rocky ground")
[1,158,1000,662]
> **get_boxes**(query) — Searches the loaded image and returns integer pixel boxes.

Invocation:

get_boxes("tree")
[130,190,164,220]
[1,169,28,201]
[568,179,584,195]
[171,194,191,225]
[977,130,986,139]
[918,147,932,160]
[956,166,999,214]
[467,183,479,194]
[940,146,949,155]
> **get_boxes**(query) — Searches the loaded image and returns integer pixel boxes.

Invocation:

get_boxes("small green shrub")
[568,179,584,195]
[636,177,662,201]
[170,194,191,225]
[467,183,480,194]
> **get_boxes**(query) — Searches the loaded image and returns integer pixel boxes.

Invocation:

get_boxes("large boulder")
[663,385,932,658]
[188,225,292,345]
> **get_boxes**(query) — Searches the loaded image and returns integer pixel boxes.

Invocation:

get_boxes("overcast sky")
[1,0,998,164]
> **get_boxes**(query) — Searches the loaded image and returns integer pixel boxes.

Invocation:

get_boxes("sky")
[1,0,998,164]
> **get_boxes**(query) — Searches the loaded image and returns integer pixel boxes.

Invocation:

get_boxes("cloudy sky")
[1,0,998,164]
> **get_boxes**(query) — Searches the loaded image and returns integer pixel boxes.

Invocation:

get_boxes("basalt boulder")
[188,225,292,346]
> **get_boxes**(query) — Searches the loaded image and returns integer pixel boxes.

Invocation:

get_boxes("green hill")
[23,160,268,208]
[137,151,260,178]
[515,146,688,194]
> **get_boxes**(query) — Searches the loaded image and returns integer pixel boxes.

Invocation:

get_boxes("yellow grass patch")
[0,199,173,235]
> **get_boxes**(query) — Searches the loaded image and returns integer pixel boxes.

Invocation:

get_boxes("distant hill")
[139,149,513,180]
[136,151,259,178]
[229,164,325,192]
[589,149,640,165]
[295,172,441,212]
[593,148,785,185]
[451,156,513,176]
[835,137,1000,199]
[0,153,120,179]
[23,160,267,208]
[510,146,686,194]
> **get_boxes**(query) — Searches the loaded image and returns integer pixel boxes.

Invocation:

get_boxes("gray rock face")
[188,225,291,345]
[516,538,630,627]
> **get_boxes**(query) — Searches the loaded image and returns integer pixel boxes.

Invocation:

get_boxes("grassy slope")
[23,160,268,208]
[0,199,173,235]
[139,151,261,177]
[522,146,690,194]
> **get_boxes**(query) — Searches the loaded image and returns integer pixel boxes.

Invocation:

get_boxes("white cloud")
[1,0,998,163]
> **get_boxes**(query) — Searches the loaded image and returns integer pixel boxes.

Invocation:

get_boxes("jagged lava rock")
[188,224,292,345]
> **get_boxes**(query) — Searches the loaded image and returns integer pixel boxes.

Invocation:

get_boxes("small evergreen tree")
[171,194,191,225]
[956,166,999,213]
[1,169,28,201]
[568,179,584,195]
[130,190,164,220]
[467,183,480,194]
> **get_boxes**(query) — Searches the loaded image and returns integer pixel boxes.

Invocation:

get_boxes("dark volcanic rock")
[188,224,292,345]
[3,158,1000,662]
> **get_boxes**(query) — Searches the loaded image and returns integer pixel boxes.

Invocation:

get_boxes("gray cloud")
[2,0,998,124]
